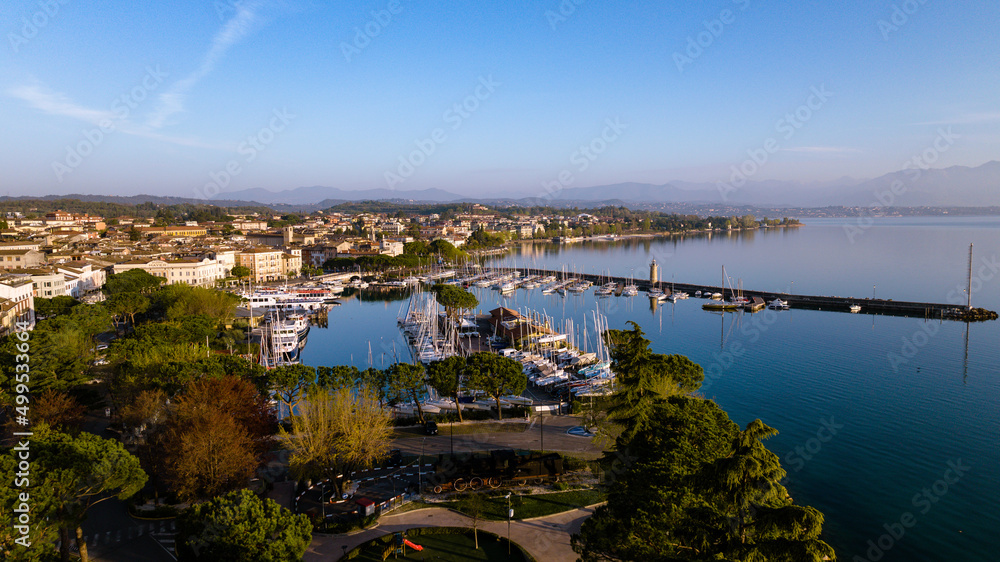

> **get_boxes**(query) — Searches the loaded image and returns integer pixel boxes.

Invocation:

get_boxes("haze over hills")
[222,186,465,205]
[4,162,998,211]
[218,161,1000,207]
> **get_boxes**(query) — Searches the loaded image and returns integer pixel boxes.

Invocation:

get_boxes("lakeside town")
[0,202,801,333]
[0,200,833,562]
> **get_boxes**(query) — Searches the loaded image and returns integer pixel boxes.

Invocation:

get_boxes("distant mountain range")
[217,161,1000,208]
[6,161,998,211]
[532,161,1000,207]
[223,186,464,205]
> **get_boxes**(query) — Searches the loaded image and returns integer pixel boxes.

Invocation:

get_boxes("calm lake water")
[302,216,1000,561]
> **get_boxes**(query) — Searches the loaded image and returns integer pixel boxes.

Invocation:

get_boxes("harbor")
[486,266,997,321]
[395,284,617,405]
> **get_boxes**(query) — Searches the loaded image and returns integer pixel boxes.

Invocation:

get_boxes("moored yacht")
[768,299,790,310]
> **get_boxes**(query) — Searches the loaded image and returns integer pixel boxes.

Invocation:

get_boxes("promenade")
[304,505,599,561]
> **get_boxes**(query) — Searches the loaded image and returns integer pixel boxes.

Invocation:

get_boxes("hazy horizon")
[3,1,998,199]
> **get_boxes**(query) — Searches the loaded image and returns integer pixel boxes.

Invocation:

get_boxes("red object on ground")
[403,539,424,551]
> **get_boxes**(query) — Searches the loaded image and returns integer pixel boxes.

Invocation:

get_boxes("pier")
[493,268,996,321]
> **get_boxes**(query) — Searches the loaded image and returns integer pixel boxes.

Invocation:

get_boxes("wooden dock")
[495,268,994,321]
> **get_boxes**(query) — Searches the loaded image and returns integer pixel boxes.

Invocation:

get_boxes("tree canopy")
[280,385,392,497]
[426,356,467,422]
[103,268,163,297]
[572,396,836,561]
[386,362,428,423]
[18,425,147,562]
[465,352,526,420]
[605,322,704,439]
[431,283,479,318]
[176,489,312,562]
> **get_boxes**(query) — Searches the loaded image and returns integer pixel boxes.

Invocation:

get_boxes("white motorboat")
[768,299,790,310]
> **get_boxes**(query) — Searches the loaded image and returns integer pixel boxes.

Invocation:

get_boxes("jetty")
[492,267,997,322]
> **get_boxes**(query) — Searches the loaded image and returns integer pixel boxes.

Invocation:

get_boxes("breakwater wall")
[496,268,990,321]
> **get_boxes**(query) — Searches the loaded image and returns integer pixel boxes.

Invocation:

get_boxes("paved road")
[391,414,604,460]
[304,505,599,561]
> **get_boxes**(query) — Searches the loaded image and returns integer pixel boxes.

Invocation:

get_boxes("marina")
[295,216,1000,562]
[394,285,617,402]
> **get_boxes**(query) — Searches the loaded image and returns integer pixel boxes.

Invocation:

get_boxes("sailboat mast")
[967,243,974,310]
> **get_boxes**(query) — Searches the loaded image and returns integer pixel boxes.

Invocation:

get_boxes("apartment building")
[237,247,285,282]
[0,274,35,335]
[12,268,66,298]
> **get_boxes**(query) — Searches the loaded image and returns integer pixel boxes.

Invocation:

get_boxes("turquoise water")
[301,216,1000,561]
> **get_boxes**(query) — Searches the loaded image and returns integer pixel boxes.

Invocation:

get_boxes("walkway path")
[391,414,604,460]
[304,505,600,561]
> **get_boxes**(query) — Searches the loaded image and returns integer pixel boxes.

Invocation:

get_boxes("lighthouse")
[650,259,659,285]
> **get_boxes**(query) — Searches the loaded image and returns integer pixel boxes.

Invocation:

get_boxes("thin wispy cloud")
[782,146,862,154]
[9,83,116,124]
[146,1,264,129]
[7,82,231,150]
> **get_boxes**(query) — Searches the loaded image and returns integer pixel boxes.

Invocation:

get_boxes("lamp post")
[418,437,425,497]
[320,480,326,521]
[539,410,544,454]
[505,492,513,556]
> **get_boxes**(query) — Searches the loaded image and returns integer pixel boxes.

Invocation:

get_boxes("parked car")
[424,421,438,435]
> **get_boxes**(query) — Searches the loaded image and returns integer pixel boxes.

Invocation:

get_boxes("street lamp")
[505,493,513,556]
[539,410,544,454]
[418,438,426,497]
[320,480,326,521]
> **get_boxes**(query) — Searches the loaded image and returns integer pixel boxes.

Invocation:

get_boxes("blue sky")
[2,0,998,199]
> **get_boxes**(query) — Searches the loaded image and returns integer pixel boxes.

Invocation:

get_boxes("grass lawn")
[440,489,606,520]
[351,530,526,561]
[393,422,528,438]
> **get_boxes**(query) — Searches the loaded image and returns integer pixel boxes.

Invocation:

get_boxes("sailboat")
[703,266,740,310]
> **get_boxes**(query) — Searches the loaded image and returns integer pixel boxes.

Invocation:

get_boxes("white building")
[113,256,226,288]
[56,261,107,300]
[0,274,35,334]
[17,268,67,299]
